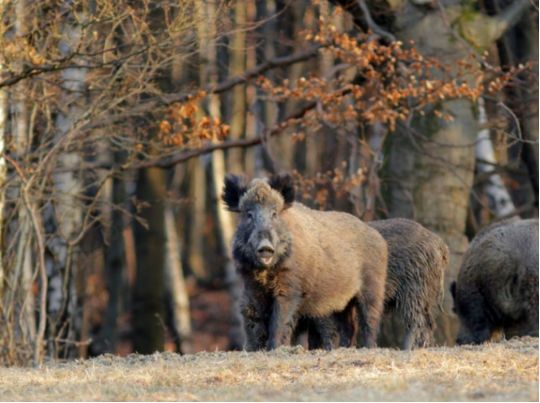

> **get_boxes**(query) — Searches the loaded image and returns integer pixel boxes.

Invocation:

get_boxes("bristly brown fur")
[299,218,449,351]
[370,218,449,349]
[239,179,285,211]
[226,173,388,351]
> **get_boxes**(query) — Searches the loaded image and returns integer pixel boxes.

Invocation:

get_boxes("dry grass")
[0,337,537,401]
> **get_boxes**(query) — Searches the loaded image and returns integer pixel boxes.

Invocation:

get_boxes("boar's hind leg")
[357,270,385,348]
[357,299,381,348]
[291,316,308,346]
[401,305,435,350]
[306,317,338,350]
[335,299,359,348]
[267,294,301,350]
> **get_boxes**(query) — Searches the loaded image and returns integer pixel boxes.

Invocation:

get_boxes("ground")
[0,337,537,401]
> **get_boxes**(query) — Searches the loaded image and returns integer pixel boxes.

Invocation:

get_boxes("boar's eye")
[271,210,277,219]
[246,211,254,220]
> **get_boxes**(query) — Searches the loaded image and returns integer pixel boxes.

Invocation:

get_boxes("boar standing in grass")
[300,218,449,350]
[370,218,449,349]
[222,173,388,350]
[450,218,539,345]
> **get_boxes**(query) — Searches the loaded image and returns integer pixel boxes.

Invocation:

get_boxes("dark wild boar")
[222,173,388,350]
[450,218,539,345]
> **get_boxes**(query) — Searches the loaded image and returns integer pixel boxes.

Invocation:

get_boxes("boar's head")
[222,173,295,270]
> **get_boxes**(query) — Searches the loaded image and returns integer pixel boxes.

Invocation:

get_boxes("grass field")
[0,337,537,401]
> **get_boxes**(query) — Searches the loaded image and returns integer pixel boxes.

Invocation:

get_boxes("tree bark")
[132,167,167,354]
[228,0,247,173]
[475,97,515,219]
[488,0,538,210]
[199,0,245,350]
[48,12,87,358]
[9,0,36,356]
[93,173,126,355]
[244,0,260,176]
[164,201,192,354]
[0,20,7,299]
[186,159,208,281]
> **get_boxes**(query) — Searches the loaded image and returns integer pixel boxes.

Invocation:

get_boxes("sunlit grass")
[0,337,537,401]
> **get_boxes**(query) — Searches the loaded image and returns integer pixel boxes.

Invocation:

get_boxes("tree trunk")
[132,167,167,354]
[252,0,278,175]
[228,0,247,173]
[0,29,7,299]
[8,0,36,357]
[488,0,538,211]
[244,0,260,176]
[164,201,192,354]
[48,13,87,358]
[199,0,245,350]
[186,159,208,281]
[475,98,515,220]
[93,172,126,355]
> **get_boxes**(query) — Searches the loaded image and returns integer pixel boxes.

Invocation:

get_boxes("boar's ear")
[222,174,248,212]
[269,172,295,208]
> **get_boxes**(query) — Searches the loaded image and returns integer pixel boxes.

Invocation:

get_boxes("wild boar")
[370,218,448,349]
[450,218,539,345]
[222,173,388,350]
[300,218,449,350]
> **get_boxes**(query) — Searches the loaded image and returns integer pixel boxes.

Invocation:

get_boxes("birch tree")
[47,9,87,358]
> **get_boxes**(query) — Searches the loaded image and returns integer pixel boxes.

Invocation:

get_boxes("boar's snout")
[256,238,275,267]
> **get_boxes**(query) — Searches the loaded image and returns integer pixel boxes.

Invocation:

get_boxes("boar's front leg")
[241,279,273,351]
[267,293,301,350]
[242,303,270,351]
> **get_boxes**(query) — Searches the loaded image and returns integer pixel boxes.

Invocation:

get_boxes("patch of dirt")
[0,337,537,401]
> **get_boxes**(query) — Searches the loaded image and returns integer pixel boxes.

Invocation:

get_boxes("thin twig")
[88,46,323,130]
[356,0,395,42]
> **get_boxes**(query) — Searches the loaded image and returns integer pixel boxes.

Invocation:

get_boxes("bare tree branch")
[133,100,320,169]
[85,45,323,130]
[355,0,395,42]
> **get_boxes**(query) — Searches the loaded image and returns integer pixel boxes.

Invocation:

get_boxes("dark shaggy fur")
[450,218,539,345]
[223,173,388,351]
[301,218,449,350]
[371,218,449,349]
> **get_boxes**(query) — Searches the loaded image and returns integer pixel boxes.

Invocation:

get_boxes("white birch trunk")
[476,98,515,217]
[47,16,87,357]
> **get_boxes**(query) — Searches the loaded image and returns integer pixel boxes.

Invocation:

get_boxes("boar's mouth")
[256,241,275,267]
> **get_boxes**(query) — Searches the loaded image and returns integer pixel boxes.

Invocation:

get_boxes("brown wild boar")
[450,218,539,345]
[370,218,449,349]
[298,218,449,350]
[222,173,388,350]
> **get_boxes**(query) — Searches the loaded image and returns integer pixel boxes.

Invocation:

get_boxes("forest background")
[0,0,537,366]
